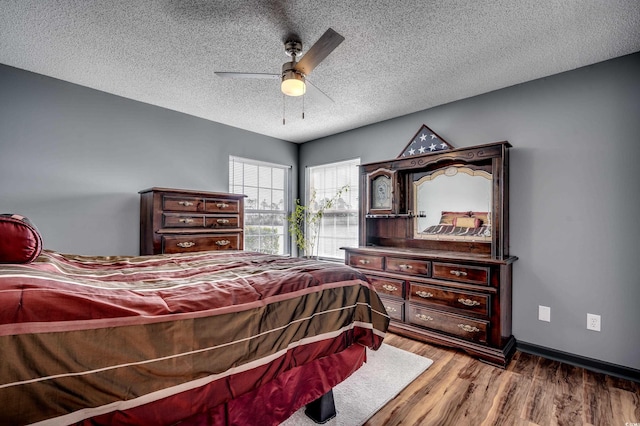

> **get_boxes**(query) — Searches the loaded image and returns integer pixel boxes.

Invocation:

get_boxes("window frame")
[306,158,360,261]
[229,156,292,255]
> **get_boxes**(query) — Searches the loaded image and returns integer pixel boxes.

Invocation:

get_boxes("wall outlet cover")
[538,305,551,322]
[587,313,601,331]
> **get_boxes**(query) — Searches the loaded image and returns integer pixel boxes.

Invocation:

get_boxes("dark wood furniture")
[139,187,245,255]
[343,142,517,366]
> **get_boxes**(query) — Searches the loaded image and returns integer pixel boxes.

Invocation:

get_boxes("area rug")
[281,343,433,426]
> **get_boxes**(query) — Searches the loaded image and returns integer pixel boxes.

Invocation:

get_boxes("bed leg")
[304,389,336,424]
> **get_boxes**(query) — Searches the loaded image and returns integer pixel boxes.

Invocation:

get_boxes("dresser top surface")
[139,187,247,199]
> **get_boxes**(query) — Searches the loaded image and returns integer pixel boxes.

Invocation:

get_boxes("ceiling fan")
[215,28,345,101]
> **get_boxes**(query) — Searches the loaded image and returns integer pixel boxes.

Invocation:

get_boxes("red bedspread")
[0,250,388,425]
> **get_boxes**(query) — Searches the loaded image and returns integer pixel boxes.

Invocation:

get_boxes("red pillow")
[0,214,43,263]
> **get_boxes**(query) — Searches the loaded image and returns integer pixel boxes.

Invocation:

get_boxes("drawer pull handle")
[178,201,194,207]
[458,324,480,333]
[217,219,230,224]
[177,242,195,248]
[217,203,229,209]
[399,264,413,270]
[215,240,231,246]
[382,284,398,292]
[416,314,433,321]
[458,298,480,307]
[386,306,397,313]
[358,259,371,265]
[179,218,194,224]
[450,269,468,277]
[416,291,433,298]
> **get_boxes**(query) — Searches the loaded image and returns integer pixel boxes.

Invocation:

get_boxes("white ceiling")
[1,1,639,143]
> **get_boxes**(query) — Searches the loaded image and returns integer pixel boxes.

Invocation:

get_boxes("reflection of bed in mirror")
[413,166,492,241]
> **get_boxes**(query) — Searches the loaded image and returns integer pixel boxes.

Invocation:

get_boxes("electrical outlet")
[587,313,601,331]
[538,305,550,322]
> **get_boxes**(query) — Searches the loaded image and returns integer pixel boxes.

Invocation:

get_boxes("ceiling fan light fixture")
[215,28,344,105]
[281,69,306,97]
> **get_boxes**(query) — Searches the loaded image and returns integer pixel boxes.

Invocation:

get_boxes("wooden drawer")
[163,197,240,214]
[381,297,404,321]
[347,253,384,271]
[204,215,239,229]
[432,262,489,286]
[163,214,240,229]
[202,198,240,214]
[162,234,240,253]
[163,196,202,212]
[408,304,489,344]
[367,275,404,298]
[385,257,430,276]
[163,213,205,228]
[408,282,490,316]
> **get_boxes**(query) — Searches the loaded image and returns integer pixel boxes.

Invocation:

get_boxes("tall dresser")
[343,142,517,367]
[139,187,245,255]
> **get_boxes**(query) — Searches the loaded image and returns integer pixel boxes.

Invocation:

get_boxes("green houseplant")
[288,185,349,259]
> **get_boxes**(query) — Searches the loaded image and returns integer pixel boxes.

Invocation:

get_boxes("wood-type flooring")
[366,333,640,425]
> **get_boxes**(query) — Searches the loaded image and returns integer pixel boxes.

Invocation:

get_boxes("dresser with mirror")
[343,141,517,366]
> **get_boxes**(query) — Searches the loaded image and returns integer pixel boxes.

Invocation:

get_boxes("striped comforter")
[422,224,492,241]
[0,250,389,425]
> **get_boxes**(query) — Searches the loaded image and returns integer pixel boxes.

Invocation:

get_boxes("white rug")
[281,344,433,426]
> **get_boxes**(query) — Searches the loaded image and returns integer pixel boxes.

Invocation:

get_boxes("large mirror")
[413,166,492,241]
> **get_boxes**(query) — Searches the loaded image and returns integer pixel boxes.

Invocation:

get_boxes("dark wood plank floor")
[367,333,640,426]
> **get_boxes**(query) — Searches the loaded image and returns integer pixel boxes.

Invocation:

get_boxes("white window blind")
[229,156,291,255]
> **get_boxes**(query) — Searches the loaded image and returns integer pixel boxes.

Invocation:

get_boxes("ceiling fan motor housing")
[281,61,304,77]
[281,62,306,96]
[281,40,306,96]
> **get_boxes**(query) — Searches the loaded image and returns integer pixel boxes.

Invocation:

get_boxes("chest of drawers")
[344,247,517,367]
[139,187,245,255]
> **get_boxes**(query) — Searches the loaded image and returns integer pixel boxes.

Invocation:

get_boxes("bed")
[0,215,389,425]
[418,210,491,241]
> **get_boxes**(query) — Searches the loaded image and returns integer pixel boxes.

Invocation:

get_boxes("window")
[307,158,360,260]
[229,156,291,255]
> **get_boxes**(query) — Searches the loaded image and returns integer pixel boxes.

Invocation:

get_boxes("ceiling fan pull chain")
[282,93,286,125]
[302,94,305,120]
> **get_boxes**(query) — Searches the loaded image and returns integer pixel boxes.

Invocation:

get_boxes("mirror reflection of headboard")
[413,166,492,241]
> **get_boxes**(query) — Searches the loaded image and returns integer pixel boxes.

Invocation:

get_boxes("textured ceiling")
[1,1,639,143]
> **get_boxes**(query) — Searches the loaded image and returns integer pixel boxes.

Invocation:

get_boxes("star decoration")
[418,146,426,154]
[429,143,437,151]
[430,134,437,139]
[409,148,416,155]
[419,133,427,142]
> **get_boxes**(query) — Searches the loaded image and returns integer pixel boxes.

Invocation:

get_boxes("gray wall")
[0,64,298,256]
[300,53,640,370]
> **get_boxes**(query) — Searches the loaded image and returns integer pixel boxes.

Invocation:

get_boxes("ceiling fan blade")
[305,78,335,103]
[294,28,344,75]
[215,72,279,80]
